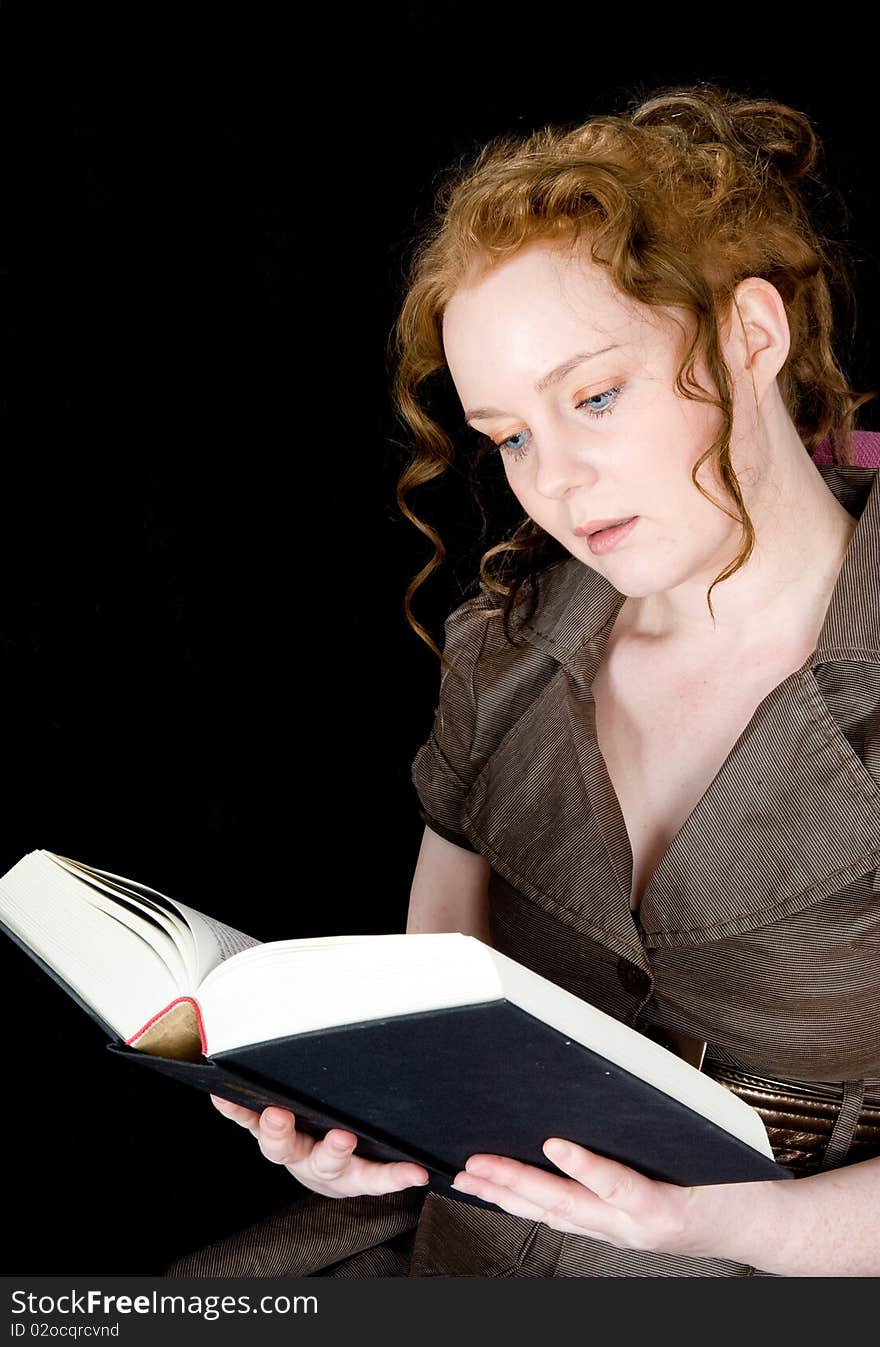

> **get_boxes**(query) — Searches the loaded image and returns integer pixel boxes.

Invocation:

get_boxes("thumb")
[543,1140,640,1208]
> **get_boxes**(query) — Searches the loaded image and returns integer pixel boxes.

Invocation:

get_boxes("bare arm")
[690,1152,880,1275]
[406,824,491,945]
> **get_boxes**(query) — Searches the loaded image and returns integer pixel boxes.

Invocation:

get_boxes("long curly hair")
[389,82,877,670]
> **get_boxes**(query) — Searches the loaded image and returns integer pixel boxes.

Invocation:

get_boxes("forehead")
[442,242,667,370]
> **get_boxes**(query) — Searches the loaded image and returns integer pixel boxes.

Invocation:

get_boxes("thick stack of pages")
[0,849,790,1197]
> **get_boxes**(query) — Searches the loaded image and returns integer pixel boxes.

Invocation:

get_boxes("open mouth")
[587,517,638,554]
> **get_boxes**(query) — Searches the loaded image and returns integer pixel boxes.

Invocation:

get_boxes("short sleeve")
[410,560,583,853]
[409,592,496,853]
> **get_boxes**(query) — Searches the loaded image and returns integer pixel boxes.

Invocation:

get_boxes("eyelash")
[493,384,625,462]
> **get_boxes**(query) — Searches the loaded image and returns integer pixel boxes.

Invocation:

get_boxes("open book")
[0,849,790,1193]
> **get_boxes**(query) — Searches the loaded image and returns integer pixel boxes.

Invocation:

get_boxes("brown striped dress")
[168,456,880,1278]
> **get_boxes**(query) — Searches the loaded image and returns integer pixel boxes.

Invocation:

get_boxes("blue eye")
[496,384,624,462]
[499,429,529,456]
[580,386,621,418]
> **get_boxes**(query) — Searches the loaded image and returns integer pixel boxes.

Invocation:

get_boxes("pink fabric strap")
[813,429,880,466]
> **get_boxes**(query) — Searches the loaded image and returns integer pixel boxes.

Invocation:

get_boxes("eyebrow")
[464,344,622,422]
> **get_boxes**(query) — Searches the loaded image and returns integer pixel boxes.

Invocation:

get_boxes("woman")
[168,83,880,1276]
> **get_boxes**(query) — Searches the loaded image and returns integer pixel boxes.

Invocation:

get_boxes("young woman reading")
[169,83,880,1277]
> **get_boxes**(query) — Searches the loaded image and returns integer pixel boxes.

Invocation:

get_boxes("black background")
[1,5,878,1273]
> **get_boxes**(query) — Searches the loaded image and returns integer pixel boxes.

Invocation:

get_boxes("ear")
[722,278,791,403]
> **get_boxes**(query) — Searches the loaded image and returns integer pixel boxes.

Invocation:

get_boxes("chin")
[583,557,673,600]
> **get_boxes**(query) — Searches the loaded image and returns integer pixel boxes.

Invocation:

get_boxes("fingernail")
[266,1114,286,1130]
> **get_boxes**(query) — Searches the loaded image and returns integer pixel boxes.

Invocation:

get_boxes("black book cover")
[111,998,792,1192]
[1,908,790,1193]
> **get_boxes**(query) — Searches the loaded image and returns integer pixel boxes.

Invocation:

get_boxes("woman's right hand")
[209,1095,431,1199]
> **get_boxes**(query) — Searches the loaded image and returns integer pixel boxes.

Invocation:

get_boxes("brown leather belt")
[703,1061,880,1176]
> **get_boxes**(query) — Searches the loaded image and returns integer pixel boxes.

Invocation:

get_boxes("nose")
[532,421,599,499]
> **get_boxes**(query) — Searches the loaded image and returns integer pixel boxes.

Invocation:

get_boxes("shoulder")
[440,556,596,764]
[411,559,590,840]
[440,555,588,696]
[443,551,617,687]
[444,554,591,660]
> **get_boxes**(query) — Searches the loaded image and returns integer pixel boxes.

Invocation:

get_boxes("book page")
[45,855,190,985]
[168,901,260,984]
[51,855,260,986]
[0,851,182,1041]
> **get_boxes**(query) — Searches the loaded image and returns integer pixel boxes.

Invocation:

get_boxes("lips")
[586,516,639,555]
[572,517,634,537]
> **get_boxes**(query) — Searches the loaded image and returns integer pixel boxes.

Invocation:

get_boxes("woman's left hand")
[453,1139,880,1275]
[451,1139,725,1257]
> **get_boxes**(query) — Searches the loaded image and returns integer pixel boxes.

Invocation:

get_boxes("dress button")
[617,957,652,997]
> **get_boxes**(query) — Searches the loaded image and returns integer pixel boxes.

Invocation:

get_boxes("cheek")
[655,376,721,446]
[670,487,741,558]
[502,466,535,513]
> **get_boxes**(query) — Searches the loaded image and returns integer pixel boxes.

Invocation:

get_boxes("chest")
[591,638,813,914]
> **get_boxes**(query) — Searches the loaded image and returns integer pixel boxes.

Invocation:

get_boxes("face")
[442,241,753,601]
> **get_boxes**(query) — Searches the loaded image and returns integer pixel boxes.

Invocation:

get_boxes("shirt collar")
[518,462,880,671]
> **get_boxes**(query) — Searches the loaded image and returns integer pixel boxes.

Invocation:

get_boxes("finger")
[255,1108,311,1164]
[210,1095,262,1128]
[456,1147,636,1235]
[452,1167,599,1235]
[308,1136,430,1194]
[339,1157,431,1195]
[456,1175,612,1245]
[307,1131,361,1179]
[452,1170,548,1221]
[541,1140,647,1211]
